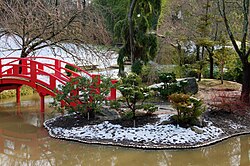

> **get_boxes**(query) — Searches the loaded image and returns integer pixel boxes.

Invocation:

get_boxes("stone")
[178,77,198,94]
[191,126,204,134]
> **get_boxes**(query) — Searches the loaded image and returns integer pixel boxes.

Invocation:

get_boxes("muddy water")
[0,94,249,166]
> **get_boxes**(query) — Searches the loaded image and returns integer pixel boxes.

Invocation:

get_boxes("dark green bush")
[65,64,78,76]
[156,72,187,97]
[223,67,243,83]
[202,65,220,79]
[118,73,156,120]
[51,76,113,119]
[131,60,143,75]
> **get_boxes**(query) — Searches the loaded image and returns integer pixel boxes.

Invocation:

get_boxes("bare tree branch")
[0,0,111,62]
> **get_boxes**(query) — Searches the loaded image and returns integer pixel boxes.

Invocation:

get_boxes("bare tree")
[0,0,111,67]
[218,0,250,103]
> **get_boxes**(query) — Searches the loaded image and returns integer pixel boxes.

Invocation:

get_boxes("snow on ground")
[44,114,224,148]
[0,35,118,69]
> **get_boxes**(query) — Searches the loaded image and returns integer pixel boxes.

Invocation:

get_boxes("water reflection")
[0,94,249,166]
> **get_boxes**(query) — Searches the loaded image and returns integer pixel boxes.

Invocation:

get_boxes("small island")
[44,77,250,149]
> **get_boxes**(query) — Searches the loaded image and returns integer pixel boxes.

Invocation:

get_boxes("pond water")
[0,94,249,166]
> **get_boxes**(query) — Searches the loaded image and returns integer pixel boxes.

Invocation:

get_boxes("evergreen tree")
[114,0,162,76]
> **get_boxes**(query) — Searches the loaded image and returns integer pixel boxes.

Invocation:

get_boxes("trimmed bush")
[118,73,157,120]
[169,93,204,127]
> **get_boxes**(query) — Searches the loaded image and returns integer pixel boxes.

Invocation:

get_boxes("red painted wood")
[0,59,2,77]
[0,57,117,112]
[39,93,45,113]
[16,86,21,104]
[91,74,101,94]
[22,59,28,74]
[0,85,21,92]
[108,79,118,100]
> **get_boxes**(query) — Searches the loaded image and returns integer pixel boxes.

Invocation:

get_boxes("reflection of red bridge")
[0,124,48,160]
[0,57,117,112]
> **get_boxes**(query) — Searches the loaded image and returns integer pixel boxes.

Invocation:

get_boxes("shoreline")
[44,111,250,150]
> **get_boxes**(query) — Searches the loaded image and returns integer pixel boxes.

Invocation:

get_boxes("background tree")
[217,0,250,103]
[0,0,111,64]
[93,0,128,39]
[158,0,225,80]
[214,38,234,84]
[114,0,161,76]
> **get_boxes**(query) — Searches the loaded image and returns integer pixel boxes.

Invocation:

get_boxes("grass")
[198,79,241,91]
[0,85,35,99]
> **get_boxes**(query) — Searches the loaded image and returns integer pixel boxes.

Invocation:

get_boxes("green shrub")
[156,72,187,97]
[118,73,157,120]
[223,68,243,83]
[169,93,204,127]
[202,65,220,79]
[131,60,143,75]
[51,76,113,119]
[65,64,78,77]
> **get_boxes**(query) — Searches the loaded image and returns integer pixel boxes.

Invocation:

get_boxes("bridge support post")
[109,80,118,100]
[39,93,45,113]
[16,86,21,105]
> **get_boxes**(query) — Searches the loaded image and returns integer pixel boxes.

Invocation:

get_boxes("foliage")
[223,55,243,83]
[131,59,143,75]
[217,0,250,103]
[209,90,249,114]
[0,86,34,99]
[156,72,187,97]
[65,64,78,77]
[140,64,161,84]
[114,0,161,76]
[118,73,157,119]
[169,93,204,127]
[51,76,113,119]
[0,0,110,58]
[202,65,220,79]
[93,0,129,36]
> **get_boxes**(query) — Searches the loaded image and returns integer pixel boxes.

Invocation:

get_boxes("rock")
[98,107,121,121]
[178,77,198,94]
[160,119,175,125]
[191,126,204,134]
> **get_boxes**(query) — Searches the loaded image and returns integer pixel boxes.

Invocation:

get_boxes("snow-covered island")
[44,110,250,149]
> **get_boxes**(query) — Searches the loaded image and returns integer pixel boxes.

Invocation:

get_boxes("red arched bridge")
[0,57,117,112]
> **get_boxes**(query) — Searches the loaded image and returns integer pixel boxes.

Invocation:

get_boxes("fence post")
[109,79,118,100]
[0,59,2,77]
[16,85,21,105]
[38,63,44,75]
[39,93,45,113]
[30,61,36,86]
[22,59,28,74]
[13,64,19,75]
[55,59,61,78]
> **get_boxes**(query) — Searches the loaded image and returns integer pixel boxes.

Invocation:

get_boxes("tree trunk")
[177,42,183,66]
[198,46,205,82]
[209,53,214,79]
[128,0,137,64]
[19,49,29,74]
[240,63,250,103]
[220,65,224,84]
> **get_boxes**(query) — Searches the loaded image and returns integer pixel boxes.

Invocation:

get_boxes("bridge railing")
[0,57,117,100]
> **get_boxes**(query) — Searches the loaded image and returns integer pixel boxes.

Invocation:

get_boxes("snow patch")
[46,114,224,147]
